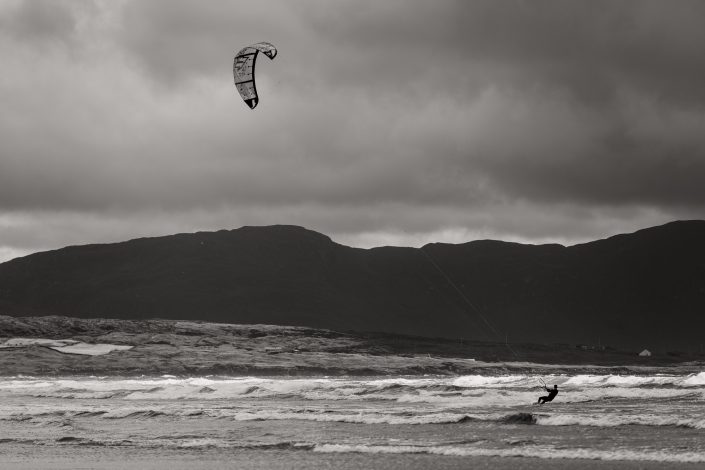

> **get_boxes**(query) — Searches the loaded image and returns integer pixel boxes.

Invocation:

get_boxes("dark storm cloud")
[1,0,77,44]
[123,0,700,101]
[297,0,705,207]
[108,0,705,207]
[118,0,297,85]
[307,0,705,104]
[1,0,705,261]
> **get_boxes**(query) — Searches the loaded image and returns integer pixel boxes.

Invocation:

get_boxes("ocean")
[1,372,704,469]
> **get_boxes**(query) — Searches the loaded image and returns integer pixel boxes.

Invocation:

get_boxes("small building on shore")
[576,344,607,351]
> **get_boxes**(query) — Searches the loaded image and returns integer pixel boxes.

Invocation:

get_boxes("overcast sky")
[1,0,704,262]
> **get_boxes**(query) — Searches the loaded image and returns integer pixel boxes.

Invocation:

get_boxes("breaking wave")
[1,372,703,464]
[313,443,705,463]
[1,373,703,403]
[537,414,705,429]
[6,406,705,429]
[5,434,704,463]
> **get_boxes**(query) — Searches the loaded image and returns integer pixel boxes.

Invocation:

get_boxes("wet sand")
[3,446,705,470]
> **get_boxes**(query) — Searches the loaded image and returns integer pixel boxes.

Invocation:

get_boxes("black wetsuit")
[538,387,558,405]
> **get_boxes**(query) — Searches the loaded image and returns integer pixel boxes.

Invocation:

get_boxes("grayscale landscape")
[2,0,705,468]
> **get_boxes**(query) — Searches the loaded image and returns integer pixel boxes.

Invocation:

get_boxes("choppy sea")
[1,372,704,467]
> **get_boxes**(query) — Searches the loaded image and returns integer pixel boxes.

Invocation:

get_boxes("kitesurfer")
[537,384,558,405]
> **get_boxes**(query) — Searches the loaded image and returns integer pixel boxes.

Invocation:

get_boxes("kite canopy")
[233,41,277,109]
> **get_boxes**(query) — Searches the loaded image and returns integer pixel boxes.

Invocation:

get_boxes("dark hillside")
[1,221,704,351]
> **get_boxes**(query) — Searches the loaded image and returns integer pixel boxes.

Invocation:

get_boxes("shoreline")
[2,445,704,470]
[1,316,703,377]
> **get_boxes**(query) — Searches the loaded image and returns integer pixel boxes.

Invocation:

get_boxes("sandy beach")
[4,447,705,470]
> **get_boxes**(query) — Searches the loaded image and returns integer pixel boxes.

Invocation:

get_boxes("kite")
[233,41,277,109]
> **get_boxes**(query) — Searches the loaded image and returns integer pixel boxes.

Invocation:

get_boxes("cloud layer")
[1,0,704,261]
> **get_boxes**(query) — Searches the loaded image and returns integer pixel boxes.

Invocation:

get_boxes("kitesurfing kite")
[233,41,277,109]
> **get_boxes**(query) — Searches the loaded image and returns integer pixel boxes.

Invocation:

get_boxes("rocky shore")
[0,316,701,376]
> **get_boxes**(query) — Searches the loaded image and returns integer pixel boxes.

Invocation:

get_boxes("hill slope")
[1,221,704,351]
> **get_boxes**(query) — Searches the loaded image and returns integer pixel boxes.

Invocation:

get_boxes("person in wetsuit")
[538,384,558,405]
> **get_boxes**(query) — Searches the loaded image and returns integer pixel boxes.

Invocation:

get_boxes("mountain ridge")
[1,220,704,351]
